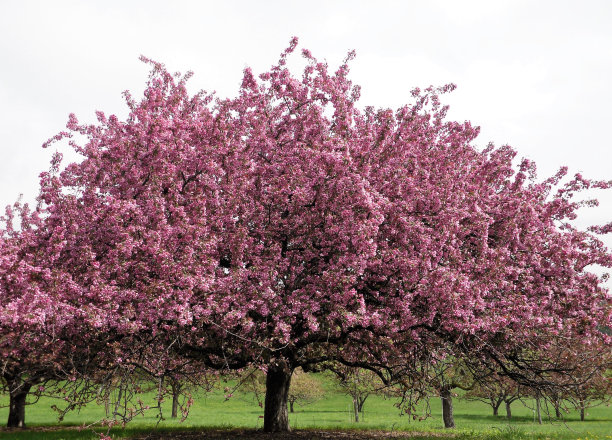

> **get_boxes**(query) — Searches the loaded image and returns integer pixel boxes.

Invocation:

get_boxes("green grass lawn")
[1,374,611,439]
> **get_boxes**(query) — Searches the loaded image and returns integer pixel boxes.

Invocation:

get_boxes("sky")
[1,0,611,279]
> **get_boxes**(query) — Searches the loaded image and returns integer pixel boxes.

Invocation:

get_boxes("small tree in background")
[332,366,389,422]
[464,373,521,419]
[563,346,612,421]
[287,369,324,413]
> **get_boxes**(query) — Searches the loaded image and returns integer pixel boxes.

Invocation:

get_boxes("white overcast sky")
[1,0,612,280]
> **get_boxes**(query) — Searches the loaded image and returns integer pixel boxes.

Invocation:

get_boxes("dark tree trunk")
[263,360,292,432]
[358,396,367,413]
[440,388,455,428]
[505,401,512,419]
[289,400,294,413]
[170,379,181,419]
[7,383,31,428]
[535,394,542,424]
[580,401,585,421]
[555,404,561,419]
[353,398,359,422]
[490,397,501,416]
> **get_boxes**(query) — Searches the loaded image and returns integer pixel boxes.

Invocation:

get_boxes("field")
[1,374,611,440]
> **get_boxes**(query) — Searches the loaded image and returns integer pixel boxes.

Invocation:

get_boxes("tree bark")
[493,405,499,416]
[263,360,292,432]
[170,379,181,419]
[580,401,585,421]
[505,401,512,419]
[7,383,31,428]
[555,404,561,419]
[440,388,455,428]
[535,394,542,424]
[353,397,359,422]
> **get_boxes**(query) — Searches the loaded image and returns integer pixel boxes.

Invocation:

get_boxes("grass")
[1,374,611,439]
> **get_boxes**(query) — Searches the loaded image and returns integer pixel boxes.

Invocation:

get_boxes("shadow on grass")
[454,414,537,423]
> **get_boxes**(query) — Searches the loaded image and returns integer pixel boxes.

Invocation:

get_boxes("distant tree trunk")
[353,397,359,422]
[440,388,455,428]
[171,379,180,419]
[554,401,561,419]
[7,382,31,428]
[156,376,164,419]
[579,400,585,421]
[535,394,542,424]
[492,400,500,416]
[357,395,367,413]
[289,399,295,413]
[263,360,292,432]
[105,396,110,418]
[505,401,512,419]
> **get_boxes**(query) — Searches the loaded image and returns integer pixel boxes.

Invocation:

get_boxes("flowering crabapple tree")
[0,201,101,428]
[39,37,612,432]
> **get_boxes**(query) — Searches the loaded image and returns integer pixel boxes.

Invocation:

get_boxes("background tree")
[287,369,324,413]
[331,366,389,422]
[0,200,99,428]
[464,373,521,419]
[563,344,612,421]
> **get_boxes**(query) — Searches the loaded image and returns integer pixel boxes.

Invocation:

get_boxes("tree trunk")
[353,397,359,422]
[440,388,455,428]
[358,396,367,413]
[171,381,181,419]
[289,400,294,413]
[263,360,292,432]
[505,401,512,419]
[7,383,31,428]
[555,404,561,419]
[156,377,164,419]
[535,394,542,424]
[490,397,501,416]
[580,401,585,421]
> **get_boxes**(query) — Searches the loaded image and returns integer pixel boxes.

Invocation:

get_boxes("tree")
[35,37,612,433]
[560,343,611,421]
[572,371,611,421]
[464,373,521,419]
[424,355,475,429]
[332,366,389,422]
[0,200,97,428]
[287,369,324,413]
